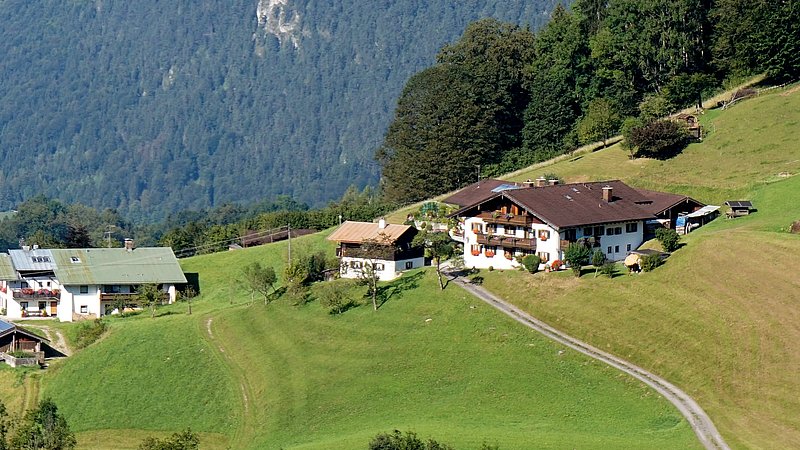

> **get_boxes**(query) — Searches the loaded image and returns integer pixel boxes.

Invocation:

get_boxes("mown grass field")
[477,88,800,449]
[0,230,700,449]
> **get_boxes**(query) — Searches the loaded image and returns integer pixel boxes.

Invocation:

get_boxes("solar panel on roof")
[0,319,14,334]
[491,184,522,193]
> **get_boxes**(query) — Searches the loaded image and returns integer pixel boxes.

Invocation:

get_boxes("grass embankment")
[479,88,800,449]
[510,88,800,206]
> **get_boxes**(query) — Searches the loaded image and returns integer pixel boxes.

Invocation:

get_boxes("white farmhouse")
[447,179,696,270]
[0,242,186,322]
[328,219,424,281]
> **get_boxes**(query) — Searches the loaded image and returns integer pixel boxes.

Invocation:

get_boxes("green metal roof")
[49,248,187,285]
[0,254,18,281]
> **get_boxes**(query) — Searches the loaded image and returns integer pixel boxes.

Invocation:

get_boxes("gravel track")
[453,276,730,450]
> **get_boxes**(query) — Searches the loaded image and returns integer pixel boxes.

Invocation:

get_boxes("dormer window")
[70,256,81,263]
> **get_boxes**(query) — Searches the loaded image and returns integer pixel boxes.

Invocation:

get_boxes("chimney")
[124,238,135,251]
[535,176,547,187]
[548,179,559,186]
[32,244,39,250]
[378,218,386,229]
[522,179,535,188]
[602,186,613,202]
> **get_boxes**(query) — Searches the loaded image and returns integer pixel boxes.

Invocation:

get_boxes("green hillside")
[478,87,800,449]
[2,231,696,449]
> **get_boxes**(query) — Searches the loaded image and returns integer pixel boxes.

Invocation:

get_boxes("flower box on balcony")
[471,250,480,256]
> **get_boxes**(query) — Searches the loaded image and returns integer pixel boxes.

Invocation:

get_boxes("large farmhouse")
[328,219,424,281]
[0,242,186,322]
[446,178,703,270]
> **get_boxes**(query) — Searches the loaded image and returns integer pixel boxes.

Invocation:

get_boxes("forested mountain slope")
[0,0,563,220]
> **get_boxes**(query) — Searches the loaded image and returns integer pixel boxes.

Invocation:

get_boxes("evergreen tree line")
[0,187,395,255]
[377,0,800,204]
[0,0,562,221]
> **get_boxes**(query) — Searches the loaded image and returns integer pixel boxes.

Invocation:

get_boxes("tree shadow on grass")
[375,271,425,309]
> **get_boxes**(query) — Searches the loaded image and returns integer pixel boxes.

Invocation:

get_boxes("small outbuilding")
[673,113,702,139]
[724,201,754,218]
[0,319,48,366]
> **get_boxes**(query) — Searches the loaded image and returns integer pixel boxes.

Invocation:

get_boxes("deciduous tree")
[412,231,453,290]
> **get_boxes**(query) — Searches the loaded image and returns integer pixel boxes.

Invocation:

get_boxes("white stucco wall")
[339,256,424,281]
[462,217,646,269]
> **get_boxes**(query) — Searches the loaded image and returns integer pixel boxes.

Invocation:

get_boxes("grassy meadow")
[477,88,800,449]
[1,230,700,449]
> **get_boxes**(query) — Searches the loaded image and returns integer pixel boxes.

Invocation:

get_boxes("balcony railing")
[13,289,60,300]
[476,234,536,250]
[100,292,169,302]
[477,212,535,226]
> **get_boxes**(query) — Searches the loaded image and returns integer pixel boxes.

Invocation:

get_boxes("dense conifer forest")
[377,0,799,203]
[0,0,563,220]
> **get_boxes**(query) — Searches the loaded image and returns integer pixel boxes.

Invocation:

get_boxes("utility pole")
[104,225,116,248]
[287,223,292,265]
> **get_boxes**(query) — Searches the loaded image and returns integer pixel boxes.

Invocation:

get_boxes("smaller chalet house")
[328,219,424,281]
[447,179,704,270]
[0,243,186,322]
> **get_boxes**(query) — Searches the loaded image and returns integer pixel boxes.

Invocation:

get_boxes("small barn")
[0,319,48,366]
[725,201,754,218]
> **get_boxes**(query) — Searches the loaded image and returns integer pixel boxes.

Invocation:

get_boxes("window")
[583,227,593,237]
[405,261,413,270]
[31,256,51,263]
[594,226,605,236]
[375,263,385,271]
[626,223,638,233]
[626,243,632,252]
[607,246,612,254]
[351,261,362,269]
[70,256,81,263]
[538,230,550,241]
[470,244,480,256]
[20,302,28,311]
[615,245,620,253]
[472,223,482,234]
[564,229,577,241]
[80,305,88,314]
[505,225,516,236]
[537,252,550,262]
[79,285,89,294]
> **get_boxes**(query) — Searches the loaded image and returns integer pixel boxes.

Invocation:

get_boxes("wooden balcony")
[476,234,536,250]
[100,292,168,302]
[13,289,60,300]
[477,212,536,227]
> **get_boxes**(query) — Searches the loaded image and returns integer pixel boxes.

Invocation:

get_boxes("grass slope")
[198,269,698,449]
[478,88,800,449]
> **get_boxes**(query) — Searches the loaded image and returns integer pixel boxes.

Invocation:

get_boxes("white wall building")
[0,244,185,322]
[328,220,425,281]
[450,180,660,270]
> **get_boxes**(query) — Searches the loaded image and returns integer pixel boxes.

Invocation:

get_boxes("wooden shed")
[724,201,754,218]
[673,113,702,139]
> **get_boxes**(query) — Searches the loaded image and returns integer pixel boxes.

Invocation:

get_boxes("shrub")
[488,266,494,272]
[369,430,454,450]
[600,262,616,277]
[624,120,690,159]
[316,280,358,315]
[518,254,541,273]
[139,428,199,450]
[564,243,591,277]
[8,350,35,358]
[640,253,664,272]
[655,228,681,252]
[74,319,107,349]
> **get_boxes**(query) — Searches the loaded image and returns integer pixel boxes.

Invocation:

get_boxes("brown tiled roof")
[634,188,704,215]
[452,180,659,229]
[441,179,516,207]
[327,221,414,244]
